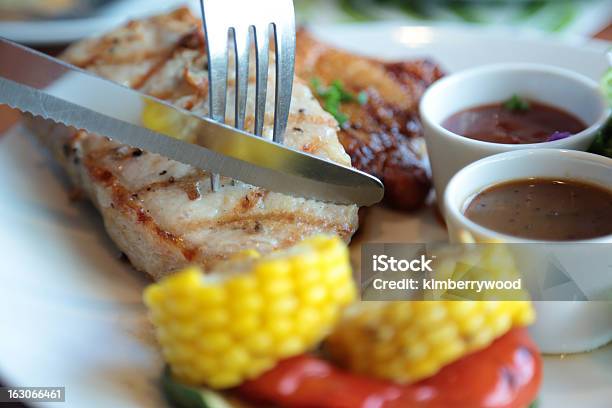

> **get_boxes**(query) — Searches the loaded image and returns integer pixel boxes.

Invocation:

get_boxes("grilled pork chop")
[27,8,358,280]
[295,31,444,211]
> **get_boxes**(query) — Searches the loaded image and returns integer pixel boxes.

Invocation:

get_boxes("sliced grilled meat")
[27,8,358,280]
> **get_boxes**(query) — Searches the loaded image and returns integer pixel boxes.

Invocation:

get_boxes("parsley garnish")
[503,94,530,112]
[310,78,368,126]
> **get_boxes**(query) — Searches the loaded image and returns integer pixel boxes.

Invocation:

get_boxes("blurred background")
[1,0,609,131]
[296,0,611,35]
[0,0,610,45]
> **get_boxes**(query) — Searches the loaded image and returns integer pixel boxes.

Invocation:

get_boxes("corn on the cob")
[326,300,534,384]
[143,235,355,389]
[428,242,529,301]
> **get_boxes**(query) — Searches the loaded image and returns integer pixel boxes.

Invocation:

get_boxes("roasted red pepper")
[239,328,541,408]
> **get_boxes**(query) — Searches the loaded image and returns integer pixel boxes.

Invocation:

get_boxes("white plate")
[1,23,611,408]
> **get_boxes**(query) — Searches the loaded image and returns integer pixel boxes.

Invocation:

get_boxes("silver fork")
[199,0,296,191]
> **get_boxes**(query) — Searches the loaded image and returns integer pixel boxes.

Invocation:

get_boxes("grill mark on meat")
[184,212,354,239]
[87,145,209,202]
[177,29,205,50]
[385,60,444,92]
[86,157,199,261]
[180,95,202,110]
[184,181,202,201]
[290,112,337,127]
[73,9,200,70]
[73,32,164,69]
[237,189,267,212]
[130,52,175,90]
[301,142,319,153]
[133,29,204,90]
[77,48,164,69]
[133,172,208,197]
[89,167,114,184]
[237,112,338,133]
[183,66,209,95]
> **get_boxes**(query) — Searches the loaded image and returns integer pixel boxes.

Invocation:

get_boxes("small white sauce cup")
[443,149,612,354]
[420,63,609,202]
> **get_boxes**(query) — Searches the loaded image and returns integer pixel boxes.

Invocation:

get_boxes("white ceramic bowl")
[443,149,612,354]
[420,63,608,201]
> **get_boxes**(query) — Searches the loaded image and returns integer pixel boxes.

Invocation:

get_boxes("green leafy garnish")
[528,399,539,408]
[310,77,368,126]
[503,94,530,112]
[162,367,230,408]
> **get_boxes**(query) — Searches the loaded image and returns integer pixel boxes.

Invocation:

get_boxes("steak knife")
[0,37,384,206]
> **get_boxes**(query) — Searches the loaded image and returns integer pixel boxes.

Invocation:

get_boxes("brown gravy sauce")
[442,100,586,144]
[464,178,612,240]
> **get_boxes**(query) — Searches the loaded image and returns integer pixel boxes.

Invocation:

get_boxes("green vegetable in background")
[589,117,612,158]
[329,0,580,28]
[588,68,612,158]
[339,0,375,21]
[446,1,483,23]
[600,68,612,106]
[515,0,548,20]
[310,78,368,126]
[545,1,578,32]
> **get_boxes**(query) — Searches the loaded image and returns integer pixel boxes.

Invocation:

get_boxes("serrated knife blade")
[0,37,384,206]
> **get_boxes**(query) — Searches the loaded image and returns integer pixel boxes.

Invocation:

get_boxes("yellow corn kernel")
[143,235,355,389]
[243,332,274,354]
[326,300,535,384]
[230,315,260,337]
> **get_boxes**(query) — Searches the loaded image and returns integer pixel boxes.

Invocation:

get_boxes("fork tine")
[271,3,295,144]
[203,32,228,124]
[253,23,270,137]
[274,23,295,143]
[207,32,227,191]
[233,26,250,130]
[200,1,229,190]
[200,0,296,189]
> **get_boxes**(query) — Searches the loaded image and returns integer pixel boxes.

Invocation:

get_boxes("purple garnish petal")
[547,131,572,142]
